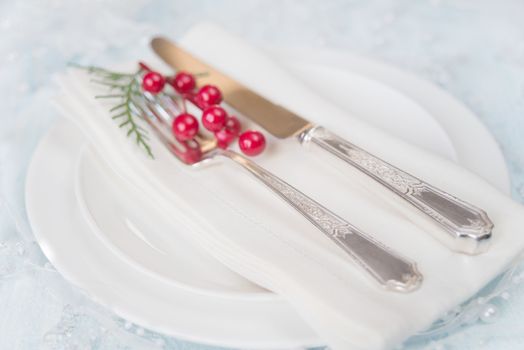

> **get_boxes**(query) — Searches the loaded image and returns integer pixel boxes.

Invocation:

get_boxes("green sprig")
[73,64,154,158]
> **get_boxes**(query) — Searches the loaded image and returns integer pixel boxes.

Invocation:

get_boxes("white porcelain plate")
[26,49,510,349]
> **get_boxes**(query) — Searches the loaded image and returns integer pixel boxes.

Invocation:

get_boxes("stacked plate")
[26,49,509,349]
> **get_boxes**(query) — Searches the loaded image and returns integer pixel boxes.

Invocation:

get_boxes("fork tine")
[133,96,203,164]
[136,98,174,144]
[159,94,184,116]
[152,94,217,152]
[141,93,172,128]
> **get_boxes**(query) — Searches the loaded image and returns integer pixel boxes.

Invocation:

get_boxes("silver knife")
[151,37,494,255]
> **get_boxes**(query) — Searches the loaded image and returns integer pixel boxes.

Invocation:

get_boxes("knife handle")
[300,126,493,255]
[218,149,422,292]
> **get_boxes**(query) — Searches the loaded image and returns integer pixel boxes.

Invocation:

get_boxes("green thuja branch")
[73,64,154,158]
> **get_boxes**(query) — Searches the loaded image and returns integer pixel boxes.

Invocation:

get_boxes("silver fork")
[132,93,423,292]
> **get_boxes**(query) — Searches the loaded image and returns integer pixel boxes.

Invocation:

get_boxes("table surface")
[1,1,524,349]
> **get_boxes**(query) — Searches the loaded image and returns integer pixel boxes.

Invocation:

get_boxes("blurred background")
[1,1,524,349]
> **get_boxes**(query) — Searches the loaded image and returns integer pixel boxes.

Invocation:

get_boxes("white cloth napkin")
[54,23,524,350]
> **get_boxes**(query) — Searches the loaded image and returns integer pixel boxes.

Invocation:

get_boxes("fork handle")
[301,126,493,255]
[218,149,422,292]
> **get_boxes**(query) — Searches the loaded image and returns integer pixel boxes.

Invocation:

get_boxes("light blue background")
[1,1,524,349]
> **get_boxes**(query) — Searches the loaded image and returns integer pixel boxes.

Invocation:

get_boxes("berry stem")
[138,61,152,72]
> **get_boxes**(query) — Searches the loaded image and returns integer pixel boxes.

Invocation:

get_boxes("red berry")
[202,106,227,132]
[171,71,196,94]
[172,113,199,141]
[224,116,241,135]
[142,71,165,94]
[214,128,237,149]
[181,139,202,164]
[238,130,266,156]
[195,85,222,108]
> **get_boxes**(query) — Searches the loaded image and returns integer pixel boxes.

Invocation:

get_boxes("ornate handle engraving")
[303,126,493,255]
[218,149,422,292]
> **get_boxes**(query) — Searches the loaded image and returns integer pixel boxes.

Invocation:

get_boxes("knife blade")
[151,36,494,255]
[151,37,311,139]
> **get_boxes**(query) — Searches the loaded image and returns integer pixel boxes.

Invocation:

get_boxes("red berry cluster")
[140,63,266,162]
